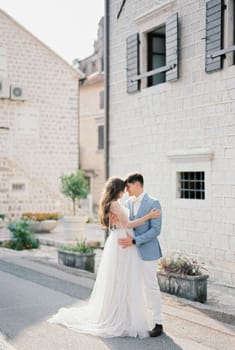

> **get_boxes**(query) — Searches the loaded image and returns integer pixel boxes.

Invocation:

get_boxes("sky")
[0,0,104,64]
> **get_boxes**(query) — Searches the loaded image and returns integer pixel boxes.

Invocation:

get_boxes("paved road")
[0,253,234,350]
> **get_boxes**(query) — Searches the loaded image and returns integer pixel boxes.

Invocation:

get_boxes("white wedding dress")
[49,206,151,338]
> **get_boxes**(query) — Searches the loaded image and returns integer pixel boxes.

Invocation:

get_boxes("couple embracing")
[49,173,163,339]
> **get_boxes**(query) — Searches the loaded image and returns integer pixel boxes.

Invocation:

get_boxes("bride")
[49,177,160,338]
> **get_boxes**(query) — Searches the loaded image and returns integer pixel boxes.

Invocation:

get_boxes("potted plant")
[22,212,60,233]
[1,219,40,250]
[60,170,89,240]
[157,252,209,303]
[58,239,95,272]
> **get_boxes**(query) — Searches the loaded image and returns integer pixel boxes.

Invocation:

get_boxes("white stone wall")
[0,11,80,217]
[109,0,235,285]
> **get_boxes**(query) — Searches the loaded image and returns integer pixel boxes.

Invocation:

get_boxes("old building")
[79,17,105,214]
[106,0,235,285]
[0,9,83,218]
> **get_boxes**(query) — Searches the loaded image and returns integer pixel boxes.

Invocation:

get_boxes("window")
[178,172,205,200]
[147,26,166,86]
[98,125,104,149]
[85,176,91,192]
[12,183,25,192]
[99,90,104,109]
[126,13,179,92]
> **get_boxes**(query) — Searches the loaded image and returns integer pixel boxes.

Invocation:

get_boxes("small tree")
[60,170,89,215]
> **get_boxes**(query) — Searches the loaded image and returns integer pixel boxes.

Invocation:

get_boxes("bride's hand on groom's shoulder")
[149,209,161,219]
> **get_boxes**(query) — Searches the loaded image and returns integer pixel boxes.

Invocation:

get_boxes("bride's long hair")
[98,177,125,228]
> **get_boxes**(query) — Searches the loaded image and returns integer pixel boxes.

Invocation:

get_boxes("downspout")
[104,0,110,179]
[78,79,81,170]
[78,77,86,170]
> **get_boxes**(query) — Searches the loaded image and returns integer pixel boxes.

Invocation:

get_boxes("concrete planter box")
[58,249,95,273]
[62,215,87,240]
[157,272,209,303]
[29,220,58,233]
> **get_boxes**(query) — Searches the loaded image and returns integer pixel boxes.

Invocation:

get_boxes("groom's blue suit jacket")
[126,193,162,261]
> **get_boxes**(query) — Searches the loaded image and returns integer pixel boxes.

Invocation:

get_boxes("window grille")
[178,172,205,200]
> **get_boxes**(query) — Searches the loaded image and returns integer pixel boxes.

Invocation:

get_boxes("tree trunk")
[72,199,76,216]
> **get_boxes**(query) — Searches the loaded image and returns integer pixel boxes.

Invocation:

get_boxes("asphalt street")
[0,252,234,350]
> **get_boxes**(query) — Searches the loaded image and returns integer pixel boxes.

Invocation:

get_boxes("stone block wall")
[108,0,235,285]
[0,10,80,218]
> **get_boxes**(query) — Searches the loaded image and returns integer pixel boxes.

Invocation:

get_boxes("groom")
[118,173,163,337]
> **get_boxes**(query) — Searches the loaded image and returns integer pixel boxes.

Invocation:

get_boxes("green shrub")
[7,219,40,250]
[61,239,94,254]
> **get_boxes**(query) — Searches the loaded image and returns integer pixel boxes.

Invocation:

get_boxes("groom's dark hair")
[125,173,144,186]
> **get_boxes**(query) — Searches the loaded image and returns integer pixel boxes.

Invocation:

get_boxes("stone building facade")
[107,0,235,285]
[79,17,105,214]
[0,10,83,218]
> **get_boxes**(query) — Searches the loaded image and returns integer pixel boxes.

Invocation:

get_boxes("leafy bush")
[61,239,94,254]
[6,219,39,250]
[22,212,60,221]
[0,214,5,220]
[158,252,205,276]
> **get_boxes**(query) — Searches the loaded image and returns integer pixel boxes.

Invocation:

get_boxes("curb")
[161,292,235,326]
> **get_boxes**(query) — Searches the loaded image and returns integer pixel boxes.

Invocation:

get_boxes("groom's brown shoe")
[149,324,163,337]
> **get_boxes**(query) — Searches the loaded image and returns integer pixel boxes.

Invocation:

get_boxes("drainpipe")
[78,77,86,170]
[104,0,110,180]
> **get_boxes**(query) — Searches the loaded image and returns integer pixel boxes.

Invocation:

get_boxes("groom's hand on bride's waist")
[118,233,133,248]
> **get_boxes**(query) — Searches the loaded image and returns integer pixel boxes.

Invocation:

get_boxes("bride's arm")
[126,211,159,229]
[110,201,160,229]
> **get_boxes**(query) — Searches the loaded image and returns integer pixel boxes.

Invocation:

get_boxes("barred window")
[178,172,205,200]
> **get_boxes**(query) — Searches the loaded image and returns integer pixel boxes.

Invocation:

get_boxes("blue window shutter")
[205,0,224,73]
[166,13,179,81]
[126,33,140,93]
